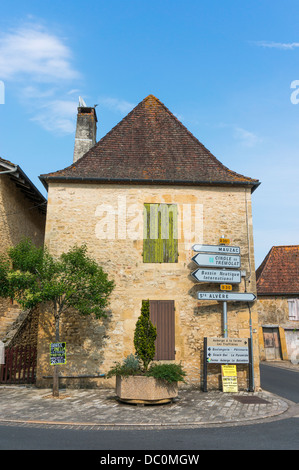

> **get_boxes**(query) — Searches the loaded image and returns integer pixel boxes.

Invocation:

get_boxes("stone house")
[37,95,261,390]
[256,245,299,363]
[0,157,47,347]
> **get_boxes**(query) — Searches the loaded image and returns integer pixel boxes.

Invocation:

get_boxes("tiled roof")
[40,95,260,191]
[256,246,299,295]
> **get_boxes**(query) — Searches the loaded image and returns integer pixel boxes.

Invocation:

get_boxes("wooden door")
[263,327,282,360]
[149,300,175,360]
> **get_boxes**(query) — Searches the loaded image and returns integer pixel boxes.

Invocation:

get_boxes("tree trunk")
[52,311,60,398]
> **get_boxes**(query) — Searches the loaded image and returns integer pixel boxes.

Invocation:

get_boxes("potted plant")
[107,300,186,404]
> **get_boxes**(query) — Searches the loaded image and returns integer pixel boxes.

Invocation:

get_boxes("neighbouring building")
[256,245,299,363]
[0,157,47,347]
[37,95,261,390]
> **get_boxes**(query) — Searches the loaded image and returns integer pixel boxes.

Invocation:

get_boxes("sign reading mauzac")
[192,253,241,268]
[192,244,240,254]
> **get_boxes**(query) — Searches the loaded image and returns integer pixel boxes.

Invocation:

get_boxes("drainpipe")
[0,166,18,175]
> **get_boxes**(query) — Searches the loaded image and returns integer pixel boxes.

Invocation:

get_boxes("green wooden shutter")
[143,203,178,263]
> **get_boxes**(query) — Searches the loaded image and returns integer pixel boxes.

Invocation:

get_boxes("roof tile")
[40,95,260,190]
[256,245,299,295]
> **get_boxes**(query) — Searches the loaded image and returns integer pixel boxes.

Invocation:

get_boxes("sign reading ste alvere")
[192,253,241,268]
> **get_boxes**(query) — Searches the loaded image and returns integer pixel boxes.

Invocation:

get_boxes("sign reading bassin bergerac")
[191,268,241,284]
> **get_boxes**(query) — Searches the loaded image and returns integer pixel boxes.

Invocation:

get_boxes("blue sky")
[0,0,298,268]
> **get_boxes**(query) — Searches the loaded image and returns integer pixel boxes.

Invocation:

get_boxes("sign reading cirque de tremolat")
[192,253,241,268]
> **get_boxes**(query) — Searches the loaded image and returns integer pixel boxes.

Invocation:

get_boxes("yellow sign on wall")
[222,365,237,376]
[219,238,230,245]
[221,365,238,392]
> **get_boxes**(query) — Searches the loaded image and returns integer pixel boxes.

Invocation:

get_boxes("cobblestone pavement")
[0,385,291,429]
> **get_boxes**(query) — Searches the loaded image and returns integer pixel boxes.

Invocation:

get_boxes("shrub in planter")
[106,301,186,403]
[146,362,186,384]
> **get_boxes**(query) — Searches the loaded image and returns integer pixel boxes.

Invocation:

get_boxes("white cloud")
[97,97,135,114]
[0,20,82,134]
[233,127,260,147]
[254,41,299,50]
[30,99,78,134]
[0,23,80,82]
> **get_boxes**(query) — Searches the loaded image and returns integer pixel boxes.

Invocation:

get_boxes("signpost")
[192,253,241,268]
[191,268,241,284]
[50,342,66,365]
[206,337,249,364]
[191,240,255,392]
[197,292,256,302]
[203,337,253,392]
[192,244,240,254]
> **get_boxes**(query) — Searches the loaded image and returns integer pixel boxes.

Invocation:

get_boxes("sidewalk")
[0,385,291,429]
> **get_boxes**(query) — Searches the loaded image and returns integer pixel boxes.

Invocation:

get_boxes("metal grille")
[0,346,37,384]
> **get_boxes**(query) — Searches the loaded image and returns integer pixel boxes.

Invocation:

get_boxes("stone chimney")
[73,97,98,163]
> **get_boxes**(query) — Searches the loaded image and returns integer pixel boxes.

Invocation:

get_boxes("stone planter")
[116,375,178,404]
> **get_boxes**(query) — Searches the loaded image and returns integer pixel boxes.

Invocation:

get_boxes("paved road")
[260,363,299,403]
[0,363,298,451]
[0,417,298,450]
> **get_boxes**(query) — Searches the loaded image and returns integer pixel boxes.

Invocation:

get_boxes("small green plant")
[146,362,186,384]
[123,353,141,370]
[106,354,142,378]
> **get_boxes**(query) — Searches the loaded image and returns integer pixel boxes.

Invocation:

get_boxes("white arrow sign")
[192,253,241,268]
[197,292,256,302]
[192,244,240,254]
[191,268,241,284]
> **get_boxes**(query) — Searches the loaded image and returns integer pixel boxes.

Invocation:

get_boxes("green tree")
[134,300,157,370]
[0,239,114,396]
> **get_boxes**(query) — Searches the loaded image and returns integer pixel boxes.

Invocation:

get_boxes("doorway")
[263,327,282,360]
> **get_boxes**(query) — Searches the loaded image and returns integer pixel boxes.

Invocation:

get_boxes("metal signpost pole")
[248,302,255,391]
[223,301,228,338]
[203,337,208,392]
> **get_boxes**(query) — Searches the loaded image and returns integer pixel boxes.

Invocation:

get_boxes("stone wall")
[0,175,46,254]
[257,296,299,361]
[36,183,260,390]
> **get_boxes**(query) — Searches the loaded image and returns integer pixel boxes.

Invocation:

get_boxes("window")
[149,300,175,360]
[143,203,178,263]
[288,299,299,321]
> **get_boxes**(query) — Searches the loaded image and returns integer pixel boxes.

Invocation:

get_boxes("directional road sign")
[192,253,241,268]
[197,292,256,302]
[191,268,241,284]
[192,244,240,254]
[206,337,249,364]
